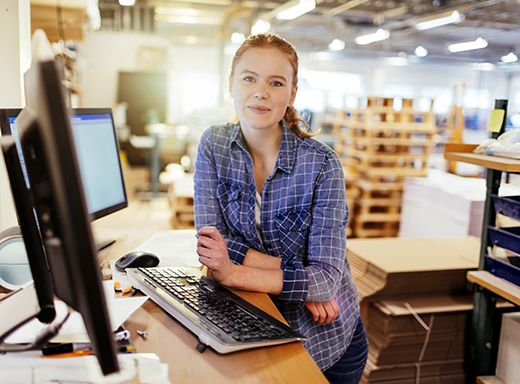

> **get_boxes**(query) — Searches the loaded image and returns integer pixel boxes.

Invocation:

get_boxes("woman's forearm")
[243,248,282,269]
[224,263,283,295]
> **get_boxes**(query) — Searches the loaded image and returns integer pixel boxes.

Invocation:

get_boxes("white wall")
[77,31,225,122]
[0,0,31,232]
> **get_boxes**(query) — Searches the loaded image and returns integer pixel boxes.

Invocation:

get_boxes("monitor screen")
[1,59,119,375]
[1,108,127,221]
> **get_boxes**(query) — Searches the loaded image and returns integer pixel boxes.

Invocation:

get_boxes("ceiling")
[97,0,520,66]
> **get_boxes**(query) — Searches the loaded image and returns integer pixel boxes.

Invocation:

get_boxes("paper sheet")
[0,351,169,384]
[5,281,148,344]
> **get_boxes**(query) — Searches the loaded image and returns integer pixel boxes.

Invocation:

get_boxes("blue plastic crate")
[492,194,520,221]
[486,256,520,287]
[488,226,520,255]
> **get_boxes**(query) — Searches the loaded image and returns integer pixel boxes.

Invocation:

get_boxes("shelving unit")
[444,146,520,379]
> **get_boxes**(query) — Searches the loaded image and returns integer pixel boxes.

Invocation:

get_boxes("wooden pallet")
[170,195,195,228]
[349,155,429,177]
[167,174,195,229]
[352,221,400,238]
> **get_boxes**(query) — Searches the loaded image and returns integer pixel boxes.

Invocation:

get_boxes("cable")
[0,307,72,353]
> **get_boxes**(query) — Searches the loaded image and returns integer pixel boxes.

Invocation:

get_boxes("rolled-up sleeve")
[194,128,250,264]
[278,255,308,302]
[305,153,348,302]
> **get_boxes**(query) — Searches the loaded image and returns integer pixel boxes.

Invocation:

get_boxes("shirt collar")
[276,121,299,173]
[230,120,299,174]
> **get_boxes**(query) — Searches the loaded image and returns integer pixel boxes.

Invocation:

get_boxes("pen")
[43,350,94,358]
[118,345,136,353]
[42,342,92,356]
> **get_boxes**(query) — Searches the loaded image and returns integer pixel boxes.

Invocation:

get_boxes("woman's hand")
[197,226,235,286]
[304,299,339,325]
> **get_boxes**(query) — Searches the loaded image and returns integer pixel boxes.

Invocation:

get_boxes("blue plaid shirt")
[194,121,360,370]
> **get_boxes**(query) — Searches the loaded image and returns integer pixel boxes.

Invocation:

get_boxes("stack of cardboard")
[347,237,480,383]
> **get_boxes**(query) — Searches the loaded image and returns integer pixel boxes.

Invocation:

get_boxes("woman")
[194,33,367,383]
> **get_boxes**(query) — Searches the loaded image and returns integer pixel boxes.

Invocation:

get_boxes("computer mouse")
[115,251,160,272]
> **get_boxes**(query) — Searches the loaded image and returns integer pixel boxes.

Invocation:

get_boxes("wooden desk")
[93,202,326,383]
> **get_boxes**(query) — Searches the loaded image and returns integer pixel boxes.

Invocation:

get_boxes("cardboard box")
[496,312,520,384]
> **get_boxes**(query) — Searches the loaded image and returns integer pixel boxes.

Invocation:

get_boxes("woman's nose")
[254,84,268,99]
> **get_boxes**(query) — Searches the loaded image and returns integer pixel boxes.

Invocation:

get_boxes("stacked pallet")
[168,173,195,229]
[333,97,436,237]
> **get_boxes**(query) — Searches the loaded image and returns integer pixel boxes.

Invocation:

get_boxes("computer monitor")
[0,59,119,375]
[0,138,56,325]
[0,108,128,221]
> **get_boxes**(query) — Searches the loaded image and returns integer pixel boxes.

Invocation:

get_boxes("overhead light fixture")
[474,62,495,71]
[251,19,271,34]
[414,45,428,57]
[119,0,135,6]
[275,0,316,20]
[448,37,488,53]
[416,10,464,30]
[501,52,518,63]
[231,32,245,44]
[328,39,345,51]
[385,56,408,66]
[355,29,390,45]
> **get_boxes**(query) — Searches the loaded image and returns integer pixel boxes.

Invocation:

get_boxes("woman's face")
[230,47,296,134]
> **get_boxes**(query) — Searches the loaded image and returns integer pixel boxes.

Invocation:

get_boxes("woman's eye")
[272,81,284,87]
[243,76,255,82]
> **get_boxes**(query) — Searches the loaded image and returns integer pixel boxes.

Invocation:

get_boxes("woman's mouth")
[248,105,271,113]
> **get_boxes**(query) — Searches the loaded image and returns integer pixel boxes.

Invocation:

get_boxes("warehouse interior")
[1,1,520,383]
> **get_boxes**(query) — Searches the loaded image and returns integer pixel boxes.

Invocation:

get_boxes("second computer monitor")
[0,108,128,221]
[69,109,127,220]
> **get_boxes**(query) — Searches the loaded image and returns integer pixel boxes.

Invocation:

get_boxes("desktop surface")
[94,203,326,383]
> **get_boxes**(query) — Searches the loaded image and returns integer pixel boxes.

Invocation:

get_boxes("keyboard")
[126,267,304,354]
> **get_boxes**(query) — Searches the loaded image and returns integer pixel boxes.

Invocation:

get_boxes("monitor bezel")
[0,109,21,136]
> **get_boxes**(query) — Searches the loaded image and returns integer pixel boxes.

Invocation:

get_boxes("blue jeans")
[323,316,368,384]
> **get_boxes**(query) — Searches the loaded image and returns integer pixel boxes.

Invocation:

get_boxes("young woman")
[194,33,367,383]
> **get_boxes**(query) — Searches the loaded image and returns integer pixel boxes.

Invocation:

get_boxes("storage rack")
[445,144,520,379]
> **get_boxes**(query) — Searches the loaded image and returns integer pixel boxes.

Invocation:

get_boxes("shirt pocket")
[275,208,311,258]
[217,181,245,232]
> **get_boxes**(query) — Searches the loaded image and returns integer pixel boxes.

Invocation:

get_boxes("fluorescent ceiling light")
[275,0,316,20]
[416,10,463,30]
[414,45,428,57]
[328,39,345,51]
[501,52,518,63]
[448,37,487,53]
[154,7,221,25]
[251,19,271,34]
[119,0,135,5]
[355,29,390,45]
